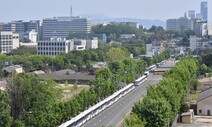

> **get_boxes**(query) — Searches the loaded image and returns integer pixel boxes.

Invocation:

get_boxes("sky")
[0,0,211,23]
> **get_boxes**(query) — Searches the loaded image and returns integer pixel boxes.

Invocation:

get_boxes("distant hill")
[80,14,165,28]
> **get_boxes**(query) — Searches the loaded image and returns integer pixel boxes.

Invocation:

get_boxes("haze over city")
[0,0,210,22]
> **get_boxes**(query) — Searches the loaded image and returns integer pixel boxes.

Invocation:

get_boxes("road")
[82,74,162,127]
[82,60,175,127]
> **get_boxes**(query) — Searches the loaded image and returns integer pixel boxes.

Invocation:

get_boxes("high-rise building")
[193,19,207,37]
[0,31,19,54]
[188,10,196,19]
[166,16,193,31]
[3,20,40,39]
[201,1,208,21]
[41,16,92,40]
[0,23,4,31]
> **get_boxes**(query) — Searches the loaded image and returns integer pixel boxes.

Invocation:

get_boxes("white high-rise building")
[0,31,19,54]
[29,30,38,43]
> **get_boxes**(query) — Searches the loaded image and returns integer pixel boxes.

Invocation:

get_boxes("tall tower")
[201,1,208,21]
[188,10,195,20]
[70,6,73,18]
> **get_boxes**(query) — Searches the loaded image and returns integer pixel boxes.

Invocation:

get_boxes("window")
[199,110,202,114]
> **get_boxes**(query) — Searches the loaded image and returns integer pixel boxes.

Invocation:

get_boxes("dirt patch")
[59,84,90,100]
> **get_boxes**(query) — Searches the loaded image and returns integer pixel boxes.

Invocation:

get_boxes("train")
[59,64,156,127]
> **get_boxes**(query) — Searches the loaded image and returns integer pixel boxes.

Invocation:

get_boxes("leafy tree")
[200,64,208,75]
[0,90,12,127]
[123,113,145,127]
[133,97,171,127]
[106,47,130,63]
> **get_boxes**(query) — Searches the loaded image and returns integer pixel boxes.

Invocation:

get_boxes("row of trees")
[0,47,148,127]
[124,57,198,127]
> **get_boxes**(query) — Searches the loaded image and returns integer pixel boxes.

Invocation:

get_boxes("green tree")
[123,113,145,127]
[133,97,172,127]
[106,47,130,63]
[0,90,12,127]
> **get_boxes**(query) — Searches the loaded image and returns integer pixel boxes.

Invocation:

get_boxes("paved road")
[82,74,162,127]
[82,60,176,127]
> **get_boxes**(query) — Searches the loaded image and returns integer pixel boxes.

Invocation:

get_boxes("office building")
[42,16,92,40]
[193,19,207,37]
[37,38,98,56]
[166,16,193,31]
[3,20,40,39]
[188,10,196,19]
[0,31,19,54]
[37,38,70,56]
[190,36,212,51]
[201,1,208,21]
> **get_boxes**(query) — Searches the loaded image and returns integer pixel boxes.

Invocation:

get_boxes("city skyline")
[0,0,210,23]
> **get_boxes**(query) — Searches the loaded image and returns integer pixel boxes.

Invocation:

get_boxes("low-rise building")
[37,38,98,56]
[0,31,19,54]
[120,34,136,39]
[146,43,164,57]
[190,36,212,51]
[3,65,23,74]
[197,88,212,116]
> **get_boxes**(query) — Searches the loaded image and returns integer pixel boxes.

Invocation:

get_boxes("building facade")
[0,31,19,54]
[208,24,212,36]
[188,10,196,20]
[201,1,208,21]
[166,17,193,31]
[29,30,38,43]
[190,36,212,51]
[146,44,163,57]
[42,17,92,40]
[193,19,208,37]
[3,20,40,40]
[37,38,98,56]
[197,88,212,116]
[110,22,139,29]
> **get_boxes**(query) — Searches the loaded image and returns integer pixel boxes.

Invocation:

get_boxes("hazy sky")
[0,0,210,22]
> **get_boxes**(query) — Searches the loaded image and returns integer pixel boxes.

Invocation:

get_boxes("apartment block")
[0,31,19,54]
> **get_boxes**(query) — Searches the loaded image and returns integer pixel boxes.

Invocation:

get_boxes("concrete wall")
[197,96,212,116]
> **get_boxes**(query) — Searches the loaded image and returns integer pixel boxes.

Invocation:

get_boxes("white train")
[59,66,155,127]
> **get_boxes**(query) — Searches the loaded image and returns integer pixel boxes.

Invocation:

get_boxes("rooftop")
[2,65,22,73]
[197,87,212,102]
